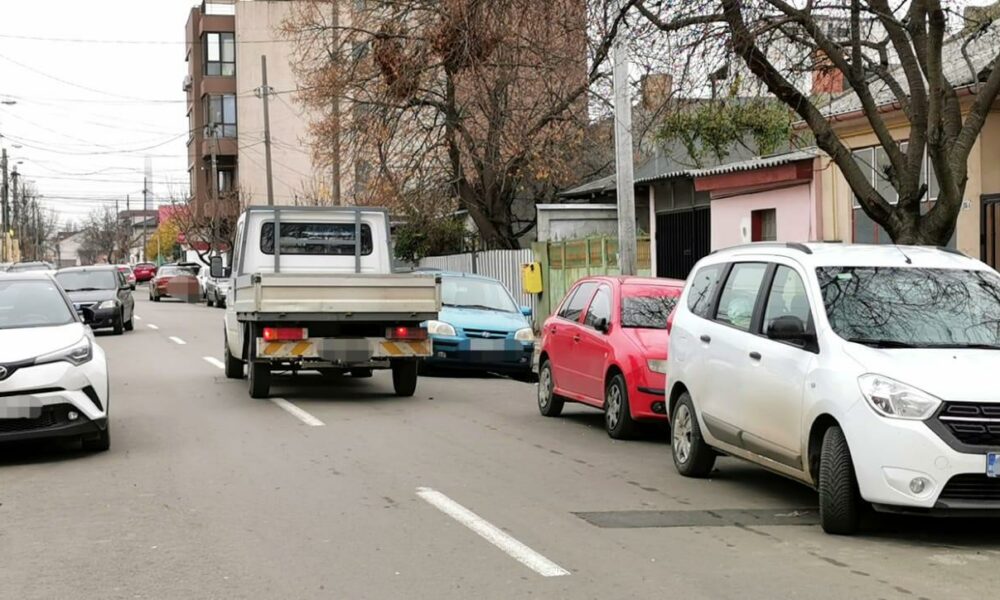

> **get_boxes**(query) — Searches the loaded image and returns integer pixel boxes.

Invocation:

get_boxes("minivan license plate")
[988,453,1000,478]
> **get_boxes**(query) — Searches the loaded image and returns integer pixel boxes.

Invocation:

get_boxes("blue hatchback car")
[421,272,535,377]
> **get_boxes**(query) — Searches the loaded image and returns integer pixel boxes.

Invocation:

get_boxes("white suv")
[667,242,1000,534]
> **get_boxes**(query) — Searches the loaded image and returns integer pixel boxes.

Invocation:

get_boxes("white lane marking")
[203,356,225,370]
[169,336,187,345]
[147,324,159,330]
[416,487,570,577]
[134,315,142,321]
[270,398,325,427]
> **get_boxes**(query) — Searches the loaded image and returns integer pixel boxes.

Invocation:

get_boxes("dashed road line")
[203,356,225,370]
[169,336,187,345]
[147,324,159,330]
[270,398,325,427]
[134,315,142,321]
[416,487,570,577]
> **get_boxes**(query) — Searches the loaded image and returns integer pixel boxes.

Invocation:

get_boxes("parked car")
[420,272,534,377]
[204,275,229,308]
[54,266,135,335]
[117,265,137,290]
[149,264,200,302]
[537,276,684,438]
[667,242,1000,534]
[133,262,157,283]
[0,272,110,450]
[8,261,55,274]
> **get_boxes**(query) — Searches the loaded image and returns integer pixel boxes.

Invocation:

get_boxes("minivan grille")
[936,402,1000,447]
[938,474,1000,502]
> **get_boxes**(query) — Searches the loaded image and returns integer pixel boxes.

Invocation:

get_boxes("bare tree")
[283,0,636,249]
[172,188,243,264]
[13,181,59,261]
[635,0,1000,245]
[79,207,122,265]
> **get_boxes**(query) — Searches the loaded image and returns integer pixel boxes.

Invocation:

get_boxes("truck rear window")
[260,222,374,256]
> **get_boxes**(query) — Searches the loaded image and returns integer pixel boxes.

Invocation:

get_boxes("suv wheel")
[671,392,716,477]
[537,360,564,417]
[819,425,862,535]
[605,373,637,439]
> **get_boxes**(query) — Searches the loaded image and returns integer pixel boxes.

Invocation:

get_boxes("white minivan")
[667,242,1000,534]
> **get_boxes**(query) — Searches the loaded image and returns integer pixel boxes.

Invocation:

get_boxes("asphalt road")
[2,289,999,599]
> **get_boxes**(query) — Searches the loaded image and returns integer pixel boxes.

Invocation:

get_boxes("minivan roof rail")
[712,242,813,255]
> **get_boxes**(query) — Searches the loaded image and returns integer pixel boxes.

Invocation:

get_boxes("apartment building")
[184,0,331,214]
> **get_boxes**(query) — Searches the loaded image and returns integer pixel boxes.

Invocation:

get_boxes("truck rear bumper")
[256,337,430,361]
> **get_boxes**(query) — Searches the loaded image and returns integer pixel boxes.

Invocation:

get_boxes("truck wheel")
[391,359,418,397]
[819,425,862,535]
[247,329,270,398]
[224,333,245,380]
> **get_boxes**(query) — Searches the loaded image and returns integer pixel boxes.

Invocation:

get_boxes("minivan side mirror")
[520,306,532,317]
[209,255,225,278]
[767,315,816,349]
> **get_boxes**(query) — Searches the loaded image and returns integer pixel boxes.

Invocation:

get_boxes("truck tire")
[224,333,245,379]
[248,327,270,398]
[819,425,862,535]
[391,359,418,397]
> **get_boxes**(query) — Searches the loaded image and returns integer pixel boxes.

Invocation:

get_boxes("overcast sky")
[0,0,196,227]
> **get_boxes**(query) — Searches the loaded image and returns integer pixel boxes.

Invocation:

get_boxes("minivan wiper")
[846,338,923,349]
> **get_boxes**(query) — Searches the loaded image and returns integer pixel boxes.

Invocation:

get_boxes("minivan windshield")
[0,280,75,330]
[55,270,118,292]
[817,267,1000,349]
[441,277,518,313]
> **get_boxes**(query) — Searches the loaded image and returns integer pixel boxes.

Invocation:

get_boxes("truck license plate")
[988,453,1000,478]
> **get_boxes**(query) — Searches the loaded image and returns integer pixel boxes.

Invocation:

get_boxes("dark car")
[54,266,135,335]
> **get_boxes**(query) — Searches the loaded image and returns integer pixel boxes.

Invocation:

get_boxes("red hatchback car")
[133,262,157,283]
[537,276,684,438]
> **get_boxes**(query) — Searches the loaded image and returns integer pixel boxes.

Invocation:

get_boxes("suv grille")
[935,402,1000,447]
[939,474,1000,502]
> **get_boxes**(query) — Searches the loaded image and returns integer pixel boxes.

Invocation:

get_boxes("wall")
[235,1,327,206]
[536,205,619,242]
[710,184,814,250]
[418,249,535,310]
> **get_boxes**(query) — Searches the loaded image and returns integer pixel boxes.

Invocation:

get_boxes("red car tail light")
[386,326,427,340]
[263,327,307,342]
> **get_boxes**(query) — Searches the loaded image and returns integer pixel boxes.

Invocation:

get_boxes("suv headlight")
[425,320,456,336]
[514,328,534,342]
[97,300,118,310]
[647,359,667,374]
[858,374,941,420]
[35,337,93,367]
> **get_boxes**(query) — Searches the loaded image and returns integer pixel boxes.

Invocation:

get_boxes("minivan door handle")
[699,334,711,344]
[749,351,762,361]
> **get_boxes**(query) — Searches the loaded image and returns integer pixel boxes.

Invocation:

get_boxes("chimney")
[640,73,673,110]
[811,50,844,95]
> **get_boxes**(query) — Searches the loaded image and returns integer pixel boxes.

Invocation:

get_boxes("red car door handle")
[573,335,581,342]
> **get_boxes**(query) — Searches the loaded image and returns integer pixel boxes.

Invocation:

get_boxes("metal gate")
[982,194,1000,268]
[656,207,710,280]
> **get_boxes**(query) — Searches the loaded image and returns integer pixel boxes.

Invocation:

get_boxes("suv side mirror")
[210,255,225,278]
[767,315,816,349]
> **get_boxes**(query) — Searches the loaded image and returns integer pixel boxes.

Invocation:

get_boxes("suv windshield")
[817,266,1000,348]
[441,277,518,313]
[621,286,679,329]
[55,270,118,292]
[0,280,75,330]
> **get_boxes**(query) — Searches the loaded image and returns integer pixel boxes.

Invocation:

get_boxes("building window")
[218,168,235,194]
[851,144,942,244]
[204,94,237,138]
[751,208,777,242]
[204,32,235,77]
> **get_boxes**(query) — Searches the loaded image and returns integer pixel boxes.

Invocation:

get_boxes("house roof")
[686,148,821,178]
[824,21,1000,116]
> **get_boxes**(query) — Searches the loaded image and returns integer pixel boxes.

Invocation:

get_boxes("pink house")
[692,150,824,251]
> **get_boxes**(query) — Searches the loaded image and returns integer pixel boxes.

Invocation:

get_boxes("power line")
[0,33,292,45]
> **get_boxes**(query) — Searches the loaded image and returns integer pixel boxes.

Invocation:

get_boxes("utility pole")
[0,148,7,262]
[115,197,120,263]
[258,55,275,206]
[11,167,18,261]
[612,16,637,276]
[210,124,220,257]
[142,178,148,262]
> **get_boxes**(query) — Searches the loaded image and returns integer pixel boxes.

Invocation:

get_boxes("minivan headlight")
[425,320,456,337]
[514,328,534,342]
[858,374,941,420]
[34,337,93,367]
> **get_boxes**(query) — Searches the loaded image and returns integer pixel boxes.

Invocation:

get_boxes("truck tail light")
[387,326,427,341]
[263,327,307,342]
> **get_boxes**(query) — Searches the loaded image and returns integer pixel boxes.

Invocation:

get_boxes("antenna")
[894,245,913,265]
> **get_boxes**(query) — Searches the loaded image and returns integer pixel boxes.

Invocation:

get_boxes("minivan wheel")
[671,392,716,477]
[537,360,564,417]
[605,373,637,439]
[819,425,862,535]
